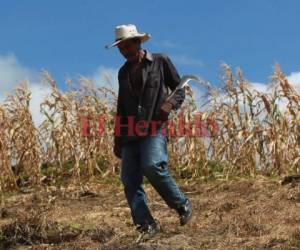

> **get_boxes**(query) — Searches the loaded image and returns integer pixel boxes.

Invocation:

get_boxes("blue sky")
[1,0,300,92]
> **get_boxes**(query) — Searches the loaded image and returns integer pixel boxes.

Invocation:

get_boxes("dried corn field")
[0,64,300,193]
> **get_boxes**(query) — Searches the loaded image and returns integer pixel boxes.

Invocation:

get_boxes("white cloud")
[249,70,300,112]
[249,82,269,93]
[249,70,300,93]
[0,56,120,126]
[0,53,51,126]
[0,55,29,91]
[29,83,52,125]
[0,54,34,94]
[170,54,204,68]
[92,65,119,91]
[287,71,300,91]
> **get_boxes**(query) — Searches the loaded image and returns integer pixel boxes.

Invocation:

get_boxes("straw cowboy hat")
[105,24,151,49]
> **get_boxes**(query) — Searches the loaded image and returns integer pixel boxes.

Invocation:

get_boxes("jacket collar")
[124,49,153,69]
[144,49,153,62]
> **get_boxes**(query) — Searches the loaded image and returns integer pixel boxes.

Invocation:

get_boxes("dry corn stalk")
[0,64,300,192]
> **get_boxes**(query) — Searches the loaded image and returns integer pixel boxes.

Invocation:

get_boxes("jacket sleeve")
[113,71,125,159]
[162,54,186,111]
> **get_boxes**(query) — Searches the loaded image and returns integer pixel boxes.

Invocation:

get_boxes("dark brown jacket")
[113,50,185,158]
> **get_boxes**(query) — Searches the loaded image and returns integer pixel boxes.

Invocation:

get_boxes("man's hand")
[158,101,173,121]
[160,101,173,113]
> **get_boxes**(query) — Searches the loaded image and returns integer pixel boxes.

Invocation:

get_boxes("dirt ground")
[0,177,300,250]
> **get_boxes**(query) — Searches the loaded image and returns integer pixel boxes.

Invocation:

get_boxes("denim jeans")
[120,126,188,226]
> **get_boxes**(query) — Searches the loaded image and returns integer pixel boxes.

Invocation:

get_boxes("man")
[105,24,193,239]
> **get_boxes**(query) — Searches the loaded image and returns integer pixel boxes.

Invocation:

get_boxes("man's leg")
[139,128,188,210]
[121,141,156,226]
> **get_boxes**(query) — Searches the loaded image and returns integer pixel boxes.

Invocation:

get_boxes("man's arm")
[113,71,125,159]
[161,54,186,111]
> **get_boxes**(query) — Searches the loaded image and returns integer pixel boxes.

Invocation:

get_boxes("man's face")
[117,38,140,62]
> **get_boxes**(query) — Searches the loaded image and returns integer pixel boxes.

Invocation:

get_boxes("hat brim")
[105,33,151,49]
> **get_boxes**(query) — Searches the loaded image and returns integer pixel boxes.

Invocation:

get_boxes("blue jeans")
[120,127,188,226]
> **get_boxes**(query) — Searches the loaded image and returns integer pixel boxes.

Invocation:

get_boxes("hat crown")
[105,24,150,49]
[115,24,139,41]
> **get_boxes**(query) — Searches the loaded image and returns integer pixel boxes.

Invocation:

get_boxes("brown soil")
[0,177,299,250]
